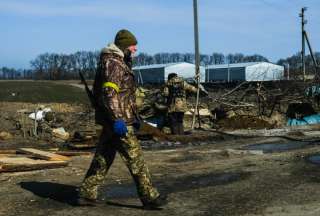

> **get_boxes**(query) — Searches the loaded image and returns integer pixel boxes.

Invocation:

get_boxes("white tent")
[245,62,284,81]
[206,62,284,82]
[133,62,205,84]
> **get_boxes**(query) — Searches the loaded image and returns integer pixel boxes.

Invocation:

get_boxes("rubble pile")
[217,115,274,130]
[0,80,320,150]
[0,102,96,149]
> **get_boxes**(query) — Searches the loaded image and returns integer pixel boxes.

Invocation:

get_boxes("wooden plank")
[68,143,96,150]
[18,148,70,161]
[0,157,68,172]
[0,150,17,154]
[0,154,15,158]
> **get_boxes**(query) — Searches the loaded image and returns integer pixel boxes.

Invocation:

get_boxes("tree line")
[277,52,320,79]
[134,52,268,66]
[1,50,319,80]
[0,67,33,80]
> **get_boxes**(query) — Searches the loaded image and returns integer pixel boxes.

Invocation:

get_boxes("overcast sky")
[0,0,319,68]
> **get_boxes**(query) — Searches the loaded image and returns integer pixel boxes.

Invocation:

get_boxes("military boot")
[170,124,179,135]
[142,194,168,210]
[178,123,184,135]
[76,197,105,207]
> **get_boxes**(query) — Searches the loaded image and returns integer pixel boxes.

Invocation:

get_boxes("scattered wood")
[70,137,93,143]
[72,130,96,142]
[185,108,212,116]
[67,143,96,150]
[0,148,71,173]
[0,157,68,172]
[0,154,33,158]
[221,101,255,107]
[0,150,17,154]
[18,148,70,161]
[0,154,15,158]
[136,122,169,141]
[210,81,248,102]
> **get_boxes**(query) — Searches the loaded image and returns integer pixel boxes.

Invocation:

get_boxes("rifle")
[79,72,97,108]
[79,71,115,124]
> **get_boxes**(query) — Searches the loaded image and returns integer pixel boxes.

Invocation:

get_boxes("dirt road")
[1,134,320,216]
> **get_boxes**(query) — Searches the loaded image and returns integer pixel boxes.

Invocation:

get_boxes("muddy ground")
[2,133,320,216]
[2,80,320,215]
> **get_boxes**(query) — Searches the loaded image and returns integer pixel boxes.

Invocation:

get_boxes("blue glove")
[113,119,128,137]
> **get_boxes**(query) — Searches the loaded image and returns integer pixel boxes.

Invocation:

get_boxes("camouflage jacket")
[163,76,197,113]
[93,43,137,125]
[135,87,168,119]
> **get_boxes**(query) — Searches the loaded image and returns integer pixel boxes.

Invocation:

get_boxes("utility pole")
[227,62,230,82]
[304,30,319,74]
[300,7,307,81]
[299,7,319,81]
[205,65,208,82]
[283,63,290,80]
[286,63,290,80]
[191,0,201,130]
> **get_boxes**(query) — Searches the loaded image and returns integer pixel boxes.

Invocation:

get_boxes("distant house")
[205,62,284,82]
[133,62,205,84]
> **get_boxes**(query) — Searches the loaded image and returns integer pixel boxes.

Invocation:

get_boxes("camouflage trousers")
[79,125,160,203]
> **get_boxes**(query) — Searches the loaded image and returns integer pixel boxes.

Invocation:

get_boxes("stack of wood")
[0,148,70,172]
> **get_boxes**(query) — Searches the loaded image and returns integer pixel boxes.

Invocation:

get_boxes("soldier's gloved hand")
[199,85,209,96]
[200,89,209,96]
[194,74,200,80]
[113,119,128,137]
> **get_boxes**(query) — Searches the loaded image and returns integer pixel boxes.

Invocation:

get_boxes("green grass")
[0,81,90,104]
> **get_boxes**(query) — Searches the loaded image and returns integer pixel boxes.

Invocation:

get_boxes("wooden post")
[191,0,201,130]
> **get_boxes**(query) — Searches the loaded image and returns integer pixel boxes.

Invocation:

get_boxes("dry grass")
[0,81,89,105]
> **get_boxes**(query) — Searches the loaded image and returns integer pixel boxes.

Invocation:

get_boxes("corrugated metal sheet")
[207,67,245,81]
[134,67,164,84]
[206,62,260,69]
[133,62,180,70]
[133,62,206,84]
[206,62,284,82]
[165,63,205,82]
[230,67,246,81]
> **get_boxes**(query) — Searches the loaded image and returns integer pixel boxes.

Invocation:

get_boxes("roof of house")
[206,62,266,69]
[133,62,193,70]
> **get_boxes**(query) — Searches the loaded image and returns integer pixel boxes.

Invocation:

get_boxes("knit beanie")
[114,29,138,51]
[168,73,178,81]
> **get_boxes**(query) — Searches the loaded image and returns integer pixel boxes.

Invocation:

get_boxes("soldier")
[136,88,168,130]
[77,29,167,209]
[163,73,198,135]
